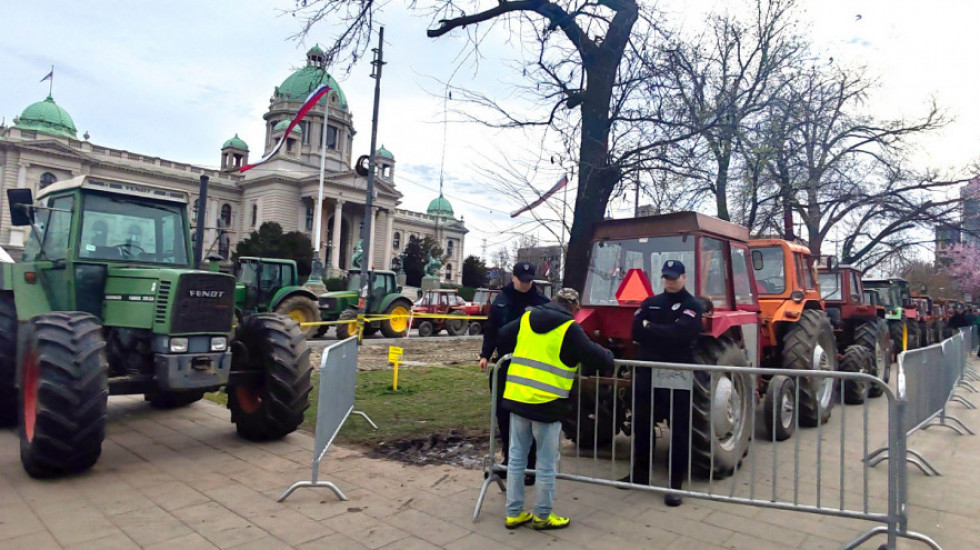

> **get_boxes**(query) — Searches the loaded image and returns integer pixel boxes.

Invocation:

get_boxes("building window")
[220,204,232,227]
[300,121,310,145]
[39,172,57,189]
[306,206,314,231]
[447,239,454,257]
[393,232,401,249]
[445,263,452,281]
[192,197,199,221]
[251,203,258,227]
[321,125,338,149]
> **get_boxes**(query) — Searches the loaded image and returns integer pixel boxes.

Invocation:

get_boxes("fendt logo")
[188,290,225,298]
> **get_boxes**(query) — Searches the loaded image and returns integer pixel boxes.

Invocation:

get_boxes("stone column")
[368,207,379,269]
[330,199,344,274]
[17,162,28,189]
[384,209,394,269]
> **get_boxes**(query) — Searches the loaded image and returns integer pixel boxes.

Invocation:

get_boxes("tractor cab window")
[751,246,785,294]
[700,237,731,309]
[819,272,842,300]
[369,272,390,304]
[849,272,862,301]
[259,263,284,293]
[584,236,695,305]
[24,195,75,262]
[239,261,259,286]
[78,193,188,265]
[731,245,756,306]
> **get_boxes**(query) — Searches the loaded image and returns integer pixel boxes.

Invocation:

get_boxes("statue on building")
[351,239,364,269]
[424,253,442,278]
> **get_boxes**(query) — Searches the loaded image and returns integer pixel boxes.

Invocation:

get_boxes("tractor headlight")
[210,337,227,352]
[169,337,189,353]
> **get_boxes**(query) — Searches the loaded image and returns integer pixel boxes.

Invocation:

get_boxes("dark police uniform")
[627,262,703,501]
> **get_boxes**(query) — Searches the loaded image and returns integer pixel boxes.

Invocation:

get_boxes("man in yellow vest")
[495,288,614,530]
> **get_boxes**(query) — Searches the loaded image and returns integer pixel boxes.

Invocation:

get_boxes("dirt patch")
[310,337,482,371]
[364,429,491,469]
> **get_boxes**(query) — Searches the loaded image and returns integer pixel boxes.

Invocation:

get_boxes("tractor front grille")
[171,274,235,334]
[155,281,172,325]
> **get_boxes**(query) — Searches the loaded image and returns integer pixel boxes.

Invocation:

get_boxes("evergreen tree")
[462,255,489,287]
[232,222,314,277]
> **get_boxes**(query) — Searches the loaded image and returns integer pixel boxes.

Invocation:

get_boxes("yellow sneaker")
[505,511,533,529]
[532,512,570,530]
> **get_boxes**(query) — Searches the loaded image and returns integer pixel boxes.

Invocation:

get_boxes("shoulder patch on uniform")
[649,305,661,310]
[683,309,697,317]
[671,303,681,310]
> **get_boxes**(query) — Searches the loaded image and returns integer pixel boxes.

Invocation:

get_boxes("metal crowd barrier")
[278,336,378,502]
[867,329,977,477]
[473,354,941,550]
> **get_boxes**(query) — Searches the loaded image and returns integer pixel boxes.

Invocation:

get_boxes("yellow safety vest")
[503,312,577,405]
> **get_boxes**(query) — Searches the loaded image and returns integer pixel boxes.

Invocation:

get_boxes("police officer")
[480,262,550,479]
[622,260,703,507]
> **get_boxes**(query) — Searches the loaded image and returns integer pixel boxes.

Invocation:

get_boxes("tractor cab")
[747,239,825,352]
[817,262,878,331]
[864,277,917,351]
[233,257,319,336]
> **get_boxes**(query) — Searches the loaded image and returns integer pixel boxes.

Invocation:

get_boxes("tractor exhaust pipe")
[193,174,209,269]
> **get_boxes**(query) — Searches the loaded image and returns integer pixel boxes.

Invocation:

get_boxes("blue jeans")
[506,413,560,518]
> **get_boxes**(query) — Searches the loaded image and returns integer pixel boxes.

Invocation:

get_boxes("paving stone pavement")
[2,360,980,549]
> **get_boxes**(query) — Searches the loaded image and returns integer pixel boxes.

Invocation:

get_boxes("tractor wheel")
[691,337,753,479]
[782,310,838,428]
[855,320,888,397]
[417,320,435,338]
[468,321,483,336]
[840,345,872,405]
[448,311,469,336]
[0,293,17,427]
[763,375,796,442]
[144,390,205,409]
[335,309,359,340]
[227,313,312,441]
[561,381,617,449]
[380,299,413,338]
[363,325,379,337]
[19,312,108,478]
[889,321,905,357]
[274,296,320,339]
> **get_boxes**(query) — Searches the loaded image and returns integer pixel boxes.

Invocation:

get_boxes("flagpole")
[48,65,53,97]
[559,171,569,286]
[305,74,330,292]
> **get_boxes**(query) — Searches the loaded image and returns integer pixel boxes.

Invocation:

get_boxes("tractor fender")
[269,287,318,311]
[377,293,412,313]
[7,264,53,320]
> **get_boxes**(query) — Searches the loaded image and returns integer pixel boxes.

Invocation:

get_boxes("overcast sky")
[2,1,977,261]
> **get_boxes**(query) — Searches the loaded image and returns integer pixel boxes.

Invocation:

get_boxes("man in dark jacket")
[622,260,704,507]
[496,288,615,530]
[480,262,550,476]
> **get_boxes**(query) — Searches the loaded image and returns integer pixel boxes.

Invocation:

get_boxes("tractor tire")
[19,312,108,478]
[561,381,617,449]
[274,295,320,339]
[763,375,796,442]
[417,320,435,338]
[855,320,888,397]
[889,321,905,357]
[840,345,872,405]
[691,337,753,479]
[363,325,379,337]
[380,299,413,338]
[448,311,469,336]
[468,321,483,336]
[227,313,312,441]
[144,390,205,409]
[335,309,359,340]
[782,310,838,428]
[0,293,17,427]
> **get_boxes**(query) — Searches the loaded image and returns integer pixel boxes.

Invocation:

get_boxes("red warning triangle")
[615,268,654,305]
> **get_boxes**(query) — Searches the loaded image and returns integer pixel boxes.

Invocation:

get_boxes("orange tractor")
[748,239,838,441]
[570,212,759,478]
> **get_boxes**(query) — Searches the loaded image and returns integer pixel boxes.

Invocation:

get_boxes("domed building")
[0,50,467,282]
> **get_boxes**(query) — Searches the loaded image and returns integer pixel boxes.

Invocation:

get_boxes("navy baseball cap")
[661,260,685,280]
[513,262,536,282]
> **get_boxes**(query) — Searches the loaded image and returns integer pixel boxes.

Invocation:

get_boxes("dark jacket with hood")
[480,282,550,361]
[497,302,615,423]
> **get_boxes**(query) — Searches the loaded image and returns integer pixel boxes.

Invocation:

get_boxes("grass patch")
[206,365,491,447]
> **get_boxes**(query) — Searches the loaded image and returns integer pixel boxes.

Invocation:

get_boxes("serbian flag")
[240,84,332,172]
[510,173,569,218]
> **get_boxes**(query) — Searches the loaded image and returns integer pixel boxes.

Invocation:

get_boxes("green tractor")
[234,257,319,338]
[317,269,413,339]
[863,277,914,358]
[0,176,312,478]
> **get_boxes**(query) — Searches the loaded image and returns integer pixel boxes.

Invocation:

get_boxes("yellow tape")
[300,313,488,328]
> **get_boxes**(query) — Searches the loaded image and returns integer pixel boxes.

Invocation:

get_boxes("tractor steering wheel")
[113,242,146,259]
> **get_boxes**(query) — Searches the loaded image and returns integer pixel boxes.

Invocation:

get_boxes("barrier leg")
[950,395,977,409]
[352,410,379,430]
[277,456,349,502]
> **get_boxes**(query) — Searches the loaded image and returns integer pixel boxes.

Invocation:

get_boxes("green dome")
[273,120,302,135]
[222,133,248,150]
[377,145,394,160]
[16,96,77,139]
[427,194,454,218]
[276,46,347,109]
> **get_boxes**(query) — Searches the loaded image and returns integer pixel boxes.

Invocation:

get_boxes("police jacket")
[497,302,615,423]
[632,288,704,364]
[480,282,550,361]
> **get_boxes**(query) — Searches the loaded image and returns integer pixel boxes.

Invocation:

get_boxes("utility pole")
[355,27,385,339]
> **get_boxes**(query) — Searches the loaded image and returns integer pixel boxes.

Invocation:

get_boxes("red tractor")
[570,212,759,479]
[411,289,473,337]
[469,288,501,335]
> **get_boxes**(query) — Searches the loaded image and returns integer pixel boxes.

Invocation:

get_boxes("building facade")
[0,46,467,283]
